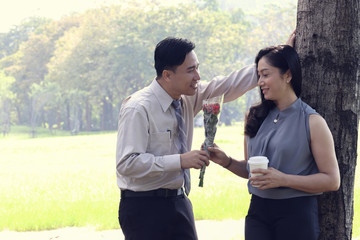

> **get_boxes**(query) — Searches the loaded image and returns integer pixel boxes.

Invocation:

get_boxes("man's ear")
[162,70,173,82]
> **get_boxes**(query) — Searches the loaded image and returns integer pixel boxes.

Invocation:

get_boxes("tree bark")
[101,92,115,131]
[296,0,360,239]
[85,100,92,131]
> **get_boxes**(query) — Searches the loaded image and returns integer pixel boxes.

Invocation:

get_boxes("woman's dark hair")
[154,37,195,78]
[245,45,302,138]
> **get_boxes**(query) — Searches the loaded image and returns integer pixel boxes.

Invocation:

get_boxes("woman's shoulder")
[299,100,318,115]
[309,113,327,127]
[309,113,325,124]
[299,100,326,122]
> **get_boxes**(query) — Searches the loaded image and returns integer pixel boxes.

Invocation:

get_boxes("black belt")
[121,188,184,198]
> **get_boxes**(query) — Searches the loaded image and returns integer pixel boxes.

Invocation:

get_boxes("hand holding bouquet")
[199,95,223,187]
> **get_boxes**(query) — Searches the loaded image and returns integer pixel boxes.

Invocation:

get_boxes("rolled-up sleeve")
[191,64,258,114]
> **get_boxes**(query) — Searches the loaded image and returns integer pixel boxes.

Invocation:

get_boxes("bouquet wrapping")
[199,95,223,187]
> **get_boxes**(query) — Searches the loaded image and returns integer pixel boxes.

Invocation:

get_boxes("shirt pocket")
[148,131,171,156]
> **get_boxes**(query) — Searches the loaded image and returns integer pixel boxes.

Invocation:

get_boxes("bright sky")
[0,0,119,33]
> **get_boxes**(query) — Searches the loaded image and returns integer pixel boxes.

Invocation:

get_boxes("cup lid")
[248,156,269,164]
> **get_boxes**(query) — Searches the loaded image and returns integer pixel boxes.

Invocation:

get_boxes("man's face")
[167,50,200,99]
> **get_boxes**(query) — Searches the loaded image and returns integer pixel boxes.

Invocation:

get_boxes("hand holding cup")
[248,156,269,187]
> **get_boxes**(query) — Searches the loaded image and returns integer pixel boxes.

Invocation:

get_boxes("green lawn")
[0,124,358,238]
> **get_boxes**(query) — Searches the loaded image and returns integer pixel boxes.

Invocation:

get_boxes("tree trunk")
[101,94,115,131]
[65,102,71,131]
[296,1,360,239]
[85,100,92,131]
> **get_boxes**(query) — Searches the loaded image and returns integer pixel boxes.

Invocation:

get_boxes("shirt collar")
[150,79,175,112]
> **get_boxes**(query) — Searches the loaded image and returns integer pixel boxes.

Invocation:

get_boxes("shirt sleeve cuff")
[162,154,182,172]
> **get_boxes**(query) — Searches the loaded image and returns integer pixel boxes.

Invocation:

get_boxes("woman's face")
[257,57,291,102]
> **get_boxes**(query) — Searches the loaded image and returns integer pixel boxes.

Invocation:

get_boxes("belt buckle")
[177,188,183,196]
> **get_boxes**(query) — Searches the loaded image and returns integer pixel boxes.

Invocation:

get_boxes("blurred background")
[0,1,359,239]
[0,0,296,136]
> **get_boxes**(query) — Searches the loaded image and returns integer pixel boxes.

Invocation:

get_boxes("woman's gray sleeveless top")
[246,98,321,199]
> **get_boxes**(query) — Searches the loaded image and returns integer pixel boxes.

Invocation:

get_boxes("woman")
[208,45,340,240]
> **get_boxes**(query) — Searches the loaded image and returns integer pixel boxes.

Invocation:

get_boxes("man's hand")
[180,150,210,169]
[286,30,296,47]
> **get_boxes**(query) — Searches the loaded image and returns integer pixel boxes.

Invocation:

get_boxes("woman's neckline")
[275,97,299,112]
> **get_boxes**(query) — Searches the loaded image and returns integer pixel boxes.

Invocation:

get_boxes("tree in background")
[39,2,255,132]
[29,82,59,137]
[0,0,296,134]
[246,3,296,58]
[296,0,359,239]
[0,17,51,58]
[0,71,15,135]
[0,16,80,129]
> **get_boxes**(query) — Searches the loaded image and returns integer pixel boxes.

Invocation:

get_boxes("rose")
[202,103,220,115]
[199,96,223,187]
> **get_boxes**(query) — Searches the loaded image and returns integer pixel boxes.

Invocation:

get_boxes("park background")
[0,125,359,239]
[0,0,358,239]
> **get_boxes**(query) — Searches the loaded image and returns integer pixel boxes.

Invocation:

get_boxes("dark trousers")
[118,193,197,240]
[245,194,320,240]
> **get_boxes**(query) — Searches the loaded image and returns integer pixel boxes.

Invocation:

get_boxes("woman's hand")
[249,167,287,190]
[208,143,249,179]
[207,143,231,168]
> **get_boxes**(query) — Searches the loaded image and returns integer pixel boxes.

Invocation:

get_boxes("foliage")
[0,71,15,135]
[0,1,296,134]
[244,3,297,63]
[0,17,51,59]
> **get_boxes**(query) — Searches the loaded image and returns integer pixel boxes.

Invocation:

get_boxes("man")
[116,37,257,240]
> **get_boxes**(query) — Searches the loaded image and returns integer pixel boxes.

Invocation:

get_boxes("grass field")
[0,124,359,238]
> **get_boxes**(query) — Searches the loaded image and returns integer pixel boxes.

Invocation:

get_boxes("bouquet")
[199,95,223,187]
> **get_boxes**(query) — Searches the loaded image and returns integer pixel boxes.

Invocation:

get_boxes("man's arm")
[190,64,258,115]
[116,106,180,179]
[189,30,297,115]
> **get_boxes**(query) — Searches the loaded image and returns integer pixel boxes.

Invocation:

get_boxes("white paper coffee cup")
[248,156,269,187]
